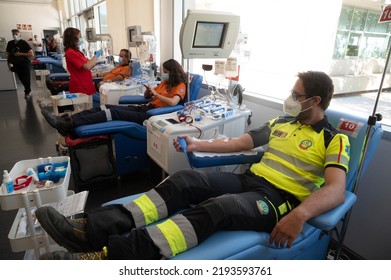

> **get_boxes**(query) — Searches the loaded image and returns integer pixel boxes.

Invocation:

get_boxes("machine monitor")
[127,25,141,47]
[180,10,240,59]
[85,28,97,42]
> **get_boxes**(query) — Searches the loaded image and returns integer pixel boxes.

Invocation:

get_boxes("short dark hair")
[11,29,20,34]
[297,71,334,111]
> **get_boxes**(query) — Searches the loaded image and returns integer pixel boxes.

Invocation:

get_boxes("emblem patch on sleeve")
[256,200,269,215]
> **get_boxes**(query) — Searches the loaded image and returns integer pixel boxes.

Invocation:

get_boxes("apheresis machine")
[147,96,252,175]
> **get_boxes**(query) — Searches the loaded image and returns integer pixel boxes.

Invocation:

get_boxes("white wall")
[0,1,60,41]
[106,0,126,54]
[105,0,154,56]
[123,0,154,32]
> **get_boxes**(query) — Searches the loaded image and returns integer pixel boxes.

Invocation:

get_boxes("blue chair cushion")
[119,95,152,105]
[48,73,70,81]
[74,120,147,140]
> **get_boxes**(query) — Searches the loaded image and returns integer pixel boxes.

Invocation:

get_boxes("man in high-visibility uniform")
[36,71,350,260]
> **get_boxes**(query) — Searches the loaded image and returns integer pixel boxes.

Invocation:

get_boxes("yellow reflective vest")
[249,116,350,202]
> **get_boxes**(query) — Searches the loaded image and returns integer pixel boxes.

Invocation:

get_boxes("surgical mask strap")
[297,97,315,114]
[300,96,315,104]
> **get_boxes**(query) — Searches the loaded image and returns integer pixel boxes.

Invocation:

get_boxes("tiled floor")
[0,71,156,260]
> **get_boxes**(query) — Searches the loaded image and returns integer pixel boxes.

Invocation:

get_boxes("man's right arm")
[174,134,255,153]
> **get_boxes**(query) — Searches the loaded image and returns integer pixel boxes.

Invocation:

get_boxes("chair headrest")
[180,74,203,105]
[326,108,383,192]
[131,61,142,77]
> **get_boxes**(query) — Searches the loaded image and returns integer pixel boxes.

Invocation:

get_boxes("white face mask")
[12,35,19,41]
[118,57,124,64]
[283,94,313,117]
[161,72,169,81]
[78,37,84,46]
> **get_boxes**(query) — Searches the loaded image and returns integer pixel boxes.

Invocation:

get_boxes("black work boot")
[59,113,71,121]
[35,206,93,253]
[39,249,107,260]
[41,109,62,133]
[41,109,74,136]
[56,118,75,136]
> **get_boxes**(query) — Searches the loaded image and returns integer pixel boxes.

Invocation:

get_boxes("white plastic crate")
[0,156,71,211]
[7,190,76,253]
[7,208,54,252]
[51,93,92,115]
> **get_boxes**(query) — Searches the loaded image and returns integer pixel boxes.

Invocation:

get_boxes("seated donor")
[95,49,132,90]
[36,71,350,260]
[41,58,186,137]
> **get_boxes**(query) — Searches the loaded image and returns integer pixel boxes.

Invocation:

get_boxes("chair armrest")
[146,105,184,116]
[188,151,264,168]
[177,137,264,168]
[307,191,357,231]
[73,120,147,140]
[93,77,103,83]
[119,95,152,104]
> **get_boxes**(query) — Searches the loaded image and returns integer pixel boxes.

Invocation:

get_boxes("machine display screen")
[86,31,94,41]
[85,28,97,42]
[179,10,240,58]
[193,22,226,48]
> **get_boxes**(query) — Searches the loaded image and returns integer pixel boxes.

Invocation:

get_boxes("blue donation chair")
[72,74,203,175]
[35,56,67,73]
[102,108,383,259]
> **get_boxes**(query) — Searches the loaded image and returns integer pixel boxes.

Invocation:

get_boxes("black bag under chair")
[46,73,70,95]
[65,135,116,191]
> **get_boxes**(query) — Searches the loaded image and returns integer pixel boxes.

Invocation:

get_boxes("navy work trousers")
[85,169,300,259]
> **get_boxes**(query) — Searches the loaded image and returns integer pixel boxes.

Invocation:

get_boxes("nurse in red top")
[63,27,102,95]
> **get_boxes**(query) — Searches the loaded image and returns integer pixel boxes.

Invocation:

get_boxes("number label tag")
[337,119,363,137]
[379,5,391,23]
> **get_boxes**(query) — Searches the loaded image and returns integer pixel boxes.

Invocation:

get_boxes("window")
[80,0,87,11]
[333,5,391,59]
[97,2,108,34]
[73,0,80,14]
[86,0,97,7]
[69,0,75,16]
[179,0,391,127]
[59,1,106,36]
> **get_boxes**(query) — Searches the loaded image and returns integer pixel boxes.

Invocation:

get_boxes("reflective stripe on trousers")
[122,189,168,228]
[100,104,112,121]
[146,214,198,258]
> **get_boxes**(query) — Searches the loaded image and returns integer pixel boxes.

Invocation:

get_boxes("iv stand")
[333,42,388,260]
[186,58,191,103]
